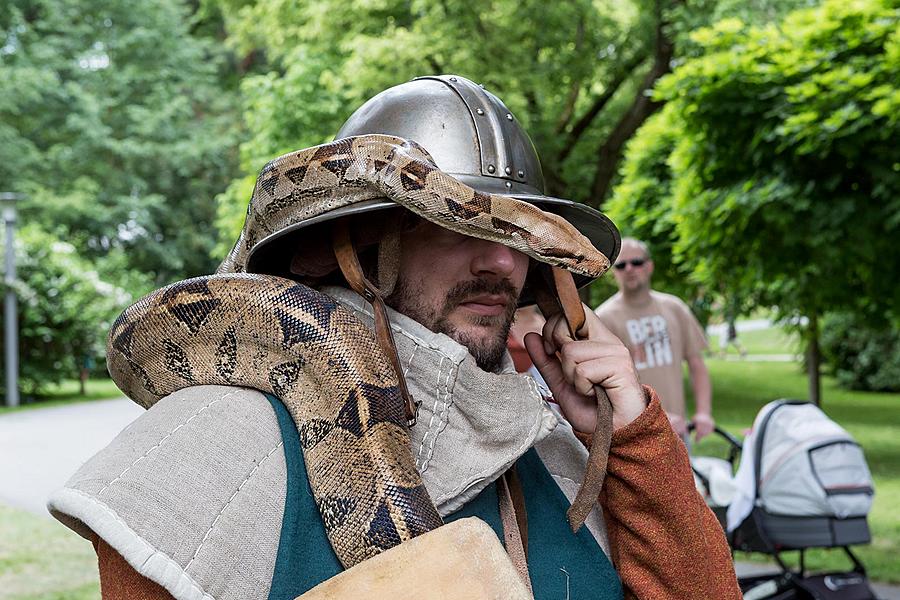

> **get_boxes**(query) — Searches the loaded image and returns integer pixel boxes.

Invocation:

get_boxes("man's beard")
[386,278,519,372]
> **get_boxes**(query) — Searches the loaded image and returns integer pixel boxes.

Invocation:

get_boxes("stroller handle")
[686,422,743,450]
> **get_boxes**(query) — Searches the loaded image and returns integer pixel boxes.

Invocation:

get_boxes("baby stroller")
[690,400,878,599]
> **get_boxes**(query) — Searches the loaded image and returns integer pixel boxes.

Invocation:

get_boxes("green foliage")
[1,225,142,397]
[1,0,241,397]
[669,0,818,57]
[209,0,658,237]
[611,0,899,334]
[1,0,239,284]
[0,379,123,414]
[604,107,686,290]
[821,312,900,392]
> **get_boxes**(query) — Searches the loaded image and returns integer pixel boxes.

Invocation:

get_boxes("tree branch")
[525,89,540,122]
[426,54,443,74]
[588,0,674,207]
[554,18,587,135]
[557,49,649,164]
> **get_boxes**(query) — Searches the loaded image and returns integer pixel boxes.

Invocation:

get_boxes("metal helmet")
[335,75,620,271]
[244,75,619,290]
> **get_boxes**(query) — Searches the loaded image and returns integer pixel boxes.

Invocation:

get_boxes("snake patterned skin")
[219,134,609,278]
[110,134,610,568]
[107,273,442,568]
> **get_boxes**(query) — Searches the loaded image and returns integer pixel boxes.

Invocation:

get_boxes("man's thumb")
[524,332,564,387]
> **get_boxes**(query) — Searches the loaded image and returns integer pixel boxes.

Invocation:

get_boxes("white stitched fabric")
[328,288,594,521]
[49,386,286,600]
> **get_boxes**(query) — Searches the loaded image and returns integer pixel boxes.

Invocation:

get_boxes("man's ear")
[647,259,655,278]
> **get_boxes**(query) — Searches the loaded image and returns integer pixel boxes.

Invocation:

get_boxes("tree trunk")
[805,313,821,406]
[588,0,674,207]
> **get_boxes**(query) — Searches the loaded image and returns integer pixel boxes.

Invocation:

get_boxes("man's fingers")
[524,332,567,392]
[534,319,639,399]
[540,314,571,355]
[541,307,633,350]
[565,357,627,397]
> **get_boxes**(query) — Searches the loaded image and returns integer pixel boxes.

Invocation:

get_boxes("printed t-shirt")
[594,291,707,418]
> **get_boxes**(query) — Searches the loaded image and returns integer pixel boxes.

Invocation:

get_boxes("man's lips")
[457,294,512,317]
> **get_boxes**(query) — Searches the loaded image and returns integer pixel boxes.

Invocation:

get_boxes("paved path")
[0,397,142,516]
[722,353,797,362]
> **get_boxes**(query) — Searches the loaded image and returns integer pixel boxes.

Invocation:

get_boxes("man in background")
[595,238,714,442]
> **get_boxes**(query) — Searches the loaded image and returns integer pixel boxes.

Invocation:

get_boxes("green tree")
[1,0,240,285]
[209,0,816,256]
[208,0,683,246]
[609,0,900,403]
[1,225,142,396]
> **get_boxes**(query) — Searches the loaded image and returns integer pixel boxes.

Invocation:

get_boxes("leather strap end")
[566,389,613,532]
[332,221,418,426]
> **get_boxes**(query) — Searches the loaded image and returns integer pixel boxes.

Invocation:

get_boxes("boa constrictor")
[219,134,608,277]
[108,135,610,569]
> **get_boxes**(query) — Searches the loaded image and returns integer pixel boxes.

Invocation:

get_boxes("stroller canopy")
[727,400,874,532]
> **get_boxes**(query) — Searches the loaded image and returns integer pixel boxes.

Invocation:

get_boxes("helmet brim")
[246,194,620,298]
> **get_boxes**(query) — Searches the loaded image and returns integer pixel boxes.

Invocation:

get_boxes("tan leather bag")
[297,517,532,599]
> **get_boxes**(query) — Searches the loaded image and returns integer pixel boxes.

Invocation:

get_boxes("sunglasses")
[614,258,647,270]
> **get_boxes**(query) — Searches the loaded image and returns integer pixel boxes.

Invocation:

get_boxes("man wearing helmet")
[50,76,740,599]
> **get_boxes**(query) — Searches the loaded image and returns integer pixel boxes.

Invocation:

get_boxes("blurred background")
[0,0,897,598]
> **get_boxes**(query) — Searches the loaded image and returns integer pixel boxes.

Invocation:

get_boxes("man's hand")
[691,412,715,442]
[524,308,647,433]
[668,413,688,438]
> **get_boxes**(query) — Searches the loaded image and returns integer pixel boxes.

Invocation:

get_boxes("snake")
[107,134,611,569]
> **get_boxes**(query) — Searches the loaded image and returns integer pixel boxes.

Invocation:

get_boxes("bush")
[821,312,900,392]
[1,225,137,398]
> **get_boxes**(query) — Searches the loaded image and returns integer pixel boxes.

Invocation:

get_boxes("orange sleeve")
[596,386,741,599]
[94,537,176,600]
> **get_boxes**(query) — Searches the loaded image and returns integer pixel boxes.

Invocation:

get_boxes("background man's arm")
[686,353,714,440]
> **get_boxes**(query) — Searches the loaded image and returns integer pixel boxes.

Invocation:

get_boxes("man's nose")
[470,240,520,278]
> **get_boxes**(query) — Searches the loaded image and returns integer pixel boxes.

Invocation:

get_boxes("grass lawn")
[0,379,122,416]
[693,358,900,583]
[0,503,99,600]
[708,326,802,356]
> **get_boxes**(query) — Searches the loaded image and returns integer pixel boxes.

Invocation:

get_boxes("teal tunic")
[265,395,622,600]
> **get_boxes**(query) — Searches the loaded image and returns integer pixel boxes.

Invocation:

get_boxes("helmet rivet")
[479,83,485,88]
[506,113,513,121]
[476,108,485,116]
[518,170,525,178]
[505,181,513,189]
[504,166,512,175]
[487,164,496,174]
[449,77,457,82]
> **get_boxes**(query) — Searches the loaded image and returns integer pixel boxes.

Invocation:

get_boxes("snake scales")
[108,135,610,568]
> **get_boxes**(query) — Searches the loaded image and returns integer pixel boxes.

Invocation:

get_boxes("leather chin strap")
[534,267,614,534]
[333,221,419,426]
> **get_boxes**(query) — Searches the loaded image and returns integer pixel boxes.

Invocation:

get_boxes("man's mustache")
[442,279,518,313]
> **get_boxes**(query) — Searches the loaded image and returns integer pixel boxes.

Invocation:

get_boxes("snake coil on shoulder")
[108,273,442,567]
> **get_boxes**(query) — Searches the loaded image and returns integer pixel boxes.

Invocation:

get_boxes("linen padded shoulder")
[48,385,287,600]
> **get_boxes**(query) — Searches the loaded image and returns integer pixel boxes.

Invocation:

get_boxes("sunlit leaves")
[611,0,899,328]
[1,0,239,284]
